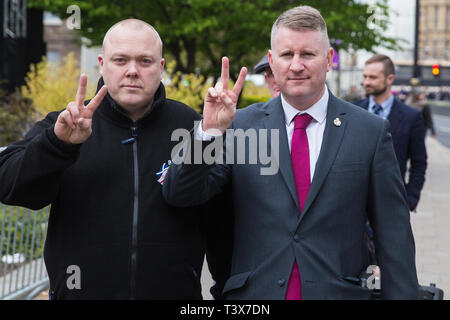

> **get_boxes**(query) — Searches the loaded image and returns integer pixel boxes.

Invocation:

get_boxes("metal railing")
[0,204,50,300]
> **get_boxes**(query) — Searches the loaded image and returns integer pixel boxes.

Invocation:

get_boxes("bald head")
[102,19,163,57]
[98,18,166,121]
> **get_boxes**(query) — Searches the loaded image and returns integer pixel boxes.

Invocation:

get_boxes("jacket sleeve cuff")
[407,193,418,211]
[46,127,82,156]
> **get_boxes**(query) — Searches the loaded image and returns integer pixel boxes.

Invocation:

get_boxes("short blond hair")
[271,6,329,49]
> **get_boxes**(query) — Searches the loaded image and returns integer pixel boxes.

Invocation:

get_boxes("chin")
[285,87,310,97]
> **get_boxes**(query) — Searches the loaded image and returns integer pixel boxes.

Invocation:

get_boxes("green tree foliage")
[28,0,400,81]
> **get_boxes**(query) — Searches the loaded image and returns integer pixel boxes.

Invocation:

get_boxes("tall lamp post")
[411,0,421,87]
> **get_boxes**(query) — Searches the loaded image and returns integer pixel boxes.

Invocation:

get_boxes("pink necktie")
[286,113,313,300]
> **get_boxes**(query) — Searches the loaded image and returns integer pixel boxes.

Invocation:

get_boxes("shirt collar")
[281,85,329,126]
[369,94,394,111]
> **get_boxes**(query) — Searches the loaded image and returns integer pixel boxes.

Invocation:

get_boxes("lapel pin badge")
[334,118,341,127]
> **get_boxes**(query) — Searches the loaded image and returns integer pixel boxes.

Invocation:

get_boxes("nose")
[126,61,138,77]
[363,78,370,87]
[290,54,305,73]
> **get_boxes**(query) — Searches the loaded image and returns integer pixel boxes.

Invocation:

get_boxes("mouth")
[122,84,142,89]
[288,76,309,81]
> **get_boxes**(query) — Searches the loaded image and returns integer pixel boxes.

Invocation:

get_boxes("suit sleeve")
[162,124,231,207]
[0,112,81,209]
[201,187,234,300]
[405,111,427,210]
[368,119,420,299]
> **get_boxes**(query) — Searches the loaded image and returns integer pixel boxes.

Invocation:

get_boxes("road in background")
[434,114,450,148]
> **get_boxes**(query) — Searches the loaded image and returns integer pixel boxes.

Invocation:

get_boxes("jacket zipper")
[130,123,139,299]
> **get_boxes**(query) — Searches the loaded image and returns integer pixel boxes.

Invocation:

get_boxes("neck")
[372,89,392,105]
[284,85,326,111]
[127,102,153,122]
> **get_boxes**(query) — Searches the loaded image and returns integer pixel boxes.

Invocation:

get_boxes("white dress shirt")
[196,86,329,181]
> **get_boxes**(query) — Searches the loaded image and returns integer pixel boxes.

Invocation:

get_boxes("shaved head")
[98,19,165,121]
[102,19,163,57]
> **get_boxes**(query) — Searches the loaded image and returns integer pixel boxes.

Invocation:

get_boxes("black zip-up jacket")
[0,79,233,299]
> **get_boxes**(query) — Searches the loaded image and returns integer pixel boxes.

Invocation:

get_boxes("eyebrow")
[279,48,319,54]
[110,53,155,59]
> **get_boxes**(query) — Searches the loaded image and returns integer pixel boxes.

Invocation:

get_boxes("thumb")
[77,117,92,131]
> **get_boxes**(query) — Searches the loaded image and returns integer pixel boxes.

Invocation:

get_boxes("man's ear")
[386,73,395,86]
[326,47,334,72]
[160,58,165,78]
[98,54,104,77]
[268,50,273,69]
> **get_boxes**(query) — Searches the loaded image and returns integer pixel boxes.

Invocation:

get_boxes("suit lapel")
[387,99,403,135]
[297,93,347,227]
[263,97,300,211]
[360,97,370,110]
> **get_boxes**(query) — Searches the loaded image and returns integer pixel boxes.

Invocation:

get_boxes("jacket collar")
[94,77,166,127]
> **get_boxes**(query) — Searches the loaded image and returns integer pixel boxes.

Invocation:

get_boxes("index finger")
[75,74,88,107]
[84,85,108,116]
[221,57,229,92]
[232,67,248,97]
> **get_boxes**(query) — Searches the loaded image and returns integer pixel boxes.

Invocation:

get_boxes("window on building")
[434,5,439,30]
[434,40,439,59]
[47,50,60,63]
[447,6,450,31]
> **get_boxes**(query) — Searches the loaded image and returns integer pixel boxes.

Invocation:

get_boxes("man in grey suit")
[163,6,419,299]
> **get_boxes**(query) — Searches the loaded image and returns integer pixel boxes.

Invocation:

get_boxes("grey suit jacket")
[163,92,419,299]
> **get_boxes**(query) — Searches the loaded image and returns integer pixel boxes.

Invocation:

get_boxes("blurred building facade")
[418,0,450,64]
[44,12,80,64]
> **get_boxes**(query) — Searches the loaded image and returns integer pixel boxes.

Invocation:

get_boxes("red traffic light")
[432,64,440,76]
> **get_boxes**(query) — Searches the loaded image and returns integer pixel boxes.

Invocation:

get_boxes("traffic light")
[432,64,440,77]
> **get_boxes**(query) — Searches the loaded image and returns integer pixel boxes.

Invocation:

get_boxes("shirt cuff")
[195,120,224,141]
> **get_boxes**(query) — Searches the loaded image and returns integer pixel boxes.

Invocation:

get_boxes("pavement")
[200,135,450,300]
[410,136,450,299]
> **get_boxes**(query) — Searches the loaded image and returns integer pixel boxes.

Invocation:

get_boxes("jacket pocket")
[222,270,252,295]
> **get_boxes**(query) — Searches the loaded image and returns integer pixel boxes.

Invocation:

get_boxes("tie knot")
[373,104,383,115]
[294,113,313,129]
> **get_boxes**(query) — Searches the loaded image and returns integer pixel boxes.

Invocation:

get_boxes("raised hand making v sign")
[202,57,248,134]
[54,75,108,144]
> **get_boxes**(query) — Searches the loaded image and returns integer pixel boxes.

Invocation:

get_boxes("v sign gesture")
[203,57,247,134]
[54,75,108,144]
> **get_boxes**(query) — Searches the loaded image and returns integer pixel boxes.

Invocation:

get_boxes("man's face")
[268,27,333,107]
[363,62,393,97]
[98,27,164,113]
[264,68,281,98]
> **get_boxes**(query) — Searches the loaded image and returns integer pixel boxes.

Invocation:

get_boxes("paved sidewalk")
[410,137,450,299]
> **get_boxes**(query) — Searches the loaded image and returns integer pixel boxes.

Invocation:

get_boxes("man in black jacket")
[0,19,231,299]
